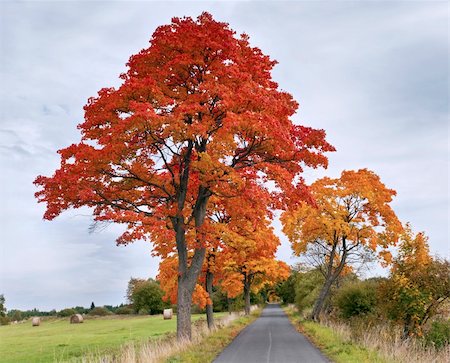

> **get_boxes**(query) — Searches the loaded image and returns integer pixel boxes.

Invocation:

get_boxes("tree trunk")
[311,236,349,321]
[206,271,214,329]
[176,246,206,340]
[177,276,194,341]
[206,268,214,329]
[205,250,216,329]
[173,143,211,340]
[244,275,251,315]
[311,276,334,321]
[175,185,210,340]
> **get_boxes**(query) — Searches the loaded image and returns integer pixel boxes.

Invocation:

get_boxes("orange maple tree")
[281,169,403,321]
[158,234,290,317]
[219,254,290,315]
[216,215,290,315]
[204,181,274,312]
[158,182,287,324]
[34,13,333,339]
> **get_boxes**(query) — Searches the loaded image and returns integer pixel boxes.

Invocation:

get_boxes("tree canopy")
[34,12,333,339]
[282,169,403,320]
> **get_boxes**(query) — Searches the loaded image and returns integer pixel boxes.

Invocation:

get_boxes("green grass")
[0,314,224,363]
[284,307,389,363]
[165,310,260,363]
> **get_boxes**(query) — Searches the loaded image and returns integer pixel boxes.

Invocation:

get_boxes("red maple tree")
[34,13,334,339]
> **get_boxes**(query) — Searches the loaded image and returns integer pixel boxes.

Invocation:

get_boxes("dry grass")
[79,306,258,363]
[285,306,449,363]
[321,318,450,363]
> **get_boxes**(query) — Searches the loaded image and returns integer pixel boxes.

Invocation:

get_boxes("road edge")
[282,305,332,362]
[283,306,389,363]
[165,308,262,363]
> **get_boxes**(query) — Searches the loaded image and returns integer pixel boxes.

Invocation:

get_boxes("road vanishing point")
[214,304,329,363]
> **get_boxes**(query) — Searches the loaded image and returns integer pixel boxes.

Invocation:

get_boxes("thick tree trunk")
[206,269,214,329]
[176,246,206,340]
[177,276,194,340]
[173,141,211,340]
[244,275,251,315]
[174,183,210,340]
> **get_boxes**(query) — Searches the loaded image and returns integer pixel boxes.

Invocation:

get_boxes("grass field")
[0,314,224,363]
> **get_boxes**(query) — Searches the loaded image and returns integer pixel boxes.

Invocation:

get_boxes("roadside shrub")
[295,269,324,313]
[116,306,133,315]
[88,306,112,316]
[424,320,450,349]
[335,280,377,319]
[57,308,76,317]
[378,229,450,337]
[228,296,245,312]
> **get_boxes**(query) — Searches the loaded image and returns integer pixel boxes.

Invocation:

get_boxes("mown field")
[0,313,224,363]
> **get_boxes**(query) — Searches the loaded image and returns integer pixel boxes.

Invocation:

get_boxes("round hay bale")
[70,314,84,324]
[163,308,173,320]
[31,317,40,326]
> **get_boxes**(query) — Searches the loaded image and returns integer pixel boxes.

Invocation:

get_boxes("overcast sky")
[0,1,448,311]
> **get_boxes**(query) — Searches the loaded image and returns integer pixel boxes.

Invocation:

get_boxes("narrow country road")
[213,304,329,363]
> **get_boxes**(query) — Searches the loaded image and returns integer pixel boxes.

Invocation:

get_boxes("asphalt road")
[213,304,329,363]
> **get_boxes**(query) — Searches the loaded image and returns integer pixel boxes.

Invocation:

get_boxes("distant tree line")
[126,277,268,316]
[0,298,132,324]
[1,272,272,326]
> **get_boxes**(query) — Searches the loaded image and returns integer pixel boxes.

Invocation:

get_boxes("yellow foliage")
[281,169,403,268]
